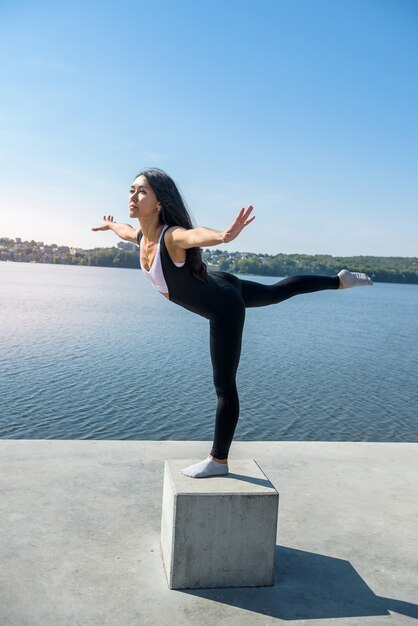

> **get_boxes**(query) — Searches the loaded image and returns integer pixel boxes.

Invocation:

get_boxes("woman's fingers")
[223,205,254,241]
[237,205,253,222]
[235,206,254,227]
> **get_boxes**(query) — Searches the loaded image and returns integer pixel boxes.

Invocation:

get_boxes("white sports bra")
[140,224,185,293]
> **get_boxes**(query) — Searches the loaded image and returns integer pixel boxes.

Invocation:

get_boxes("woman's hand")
[221,205,255,243]
[91,215,115,231]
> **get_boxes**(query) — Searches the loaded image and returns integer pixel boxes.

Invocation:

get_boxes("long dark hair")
[136,167,208,284]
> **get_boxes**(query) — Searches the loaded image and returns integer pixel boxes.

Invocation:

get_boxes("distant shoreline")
[2,258,418,286]
[1,236,417,285]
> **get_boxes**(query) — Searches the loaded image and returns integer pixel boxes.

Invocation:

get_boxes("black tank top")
[137,225,235,320]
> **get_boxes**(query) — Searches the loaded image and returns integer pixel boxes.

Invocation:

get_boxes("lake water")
[1,262,417,444]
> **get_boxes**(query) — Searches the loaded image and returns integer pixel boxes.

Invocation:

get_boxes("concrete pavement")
[1,440,417,626]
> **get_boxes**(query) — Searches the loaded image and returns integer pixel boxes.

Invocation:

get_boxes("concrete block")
[160,459,279,589]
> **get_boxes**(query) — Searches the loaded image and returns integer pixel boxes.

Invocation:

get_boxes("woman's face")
[129,175,159,219]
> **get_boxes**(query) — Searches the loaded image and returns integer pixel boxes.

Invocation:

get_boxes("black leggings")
[208,272,340,459]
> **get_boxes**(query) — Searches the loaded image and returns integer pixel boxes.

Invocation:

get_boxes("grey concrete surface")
[161,459,279,589]
[0,440,417,626]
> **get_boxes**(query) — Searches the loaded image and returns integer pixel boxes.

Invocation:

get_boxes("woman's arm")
[170,205,255,249]
[171,226,224,249]
[108,222,139,244]
[91,216,140,244]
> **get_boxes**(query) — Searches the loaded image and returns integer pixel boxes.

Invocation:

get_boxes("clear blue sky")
[1,0,417,256]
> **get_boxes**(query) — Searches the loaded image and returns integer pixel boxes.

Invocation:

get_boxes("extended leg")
[214,269,372,307]
[239,274,340,307]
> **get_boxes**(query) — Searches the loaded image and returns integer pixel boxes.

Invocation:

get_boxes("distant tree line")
[1,237,417,284]
[224,253,418,285]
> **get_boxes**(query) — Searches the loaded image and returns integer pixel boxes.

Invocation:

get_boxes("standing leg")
[208,292,246,461]
[181,286,246,478]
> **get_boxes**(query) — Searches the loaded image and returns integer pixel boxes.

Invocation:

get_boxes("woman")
[92,167,373,478]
